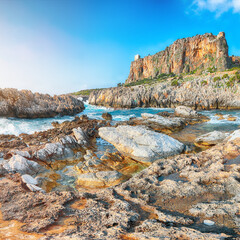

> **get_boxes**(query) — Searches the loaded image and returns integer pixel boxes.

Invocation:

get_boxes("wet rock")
[51,121,60,128]
[118,113,187,134]
[174,106,199,118]
[0,88,85,118]
[76,150,107,174]
[215,113,225,120]
[102,112,113,121]
[141,113,186,133]
[99,125,184,163]
[1,133,240,239]
[227,115,237,121]
[79,114,88,121]
[195,131,230,147]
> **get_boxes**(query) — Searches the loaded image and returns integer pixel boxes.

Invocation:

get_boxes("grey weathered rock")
[0,88,85,118]
[73,127,88,145]
[3,154,43,175]
[89,75,240,110]
[34,142,74,162]
[99,125,184,162]
[226,129,240,142]
[174,106,199,117]
[141,113,185,129]
[195,131,230,146]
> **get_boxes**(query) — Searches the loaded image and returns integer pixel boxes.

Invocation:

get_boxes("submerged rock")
[0,88,85,118]
[99,125,184,163]
[102,112,113,121]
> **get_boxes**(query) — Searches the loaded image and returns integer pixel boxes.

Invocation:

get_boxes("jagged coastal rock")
[127,32,229,84]
[89,75,240,109]
[0,88,85,118]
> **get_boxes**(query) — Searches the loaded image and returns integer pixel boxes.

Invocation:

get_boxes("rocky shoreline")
[0,88,85,118]
[89,72,240,110]
[0,106,239,239]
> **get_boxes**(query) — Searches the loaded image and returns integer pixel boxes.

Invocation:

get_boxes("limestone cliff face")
[126,32,229,84]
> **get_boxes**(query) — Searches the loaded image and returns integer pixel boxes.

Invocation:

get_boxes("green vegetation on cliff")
[72,88,105,96]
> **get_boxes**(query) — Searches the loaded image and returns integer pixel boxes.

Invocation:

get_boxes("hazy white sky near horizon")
[0,21,130,95]
[0,0,240,95]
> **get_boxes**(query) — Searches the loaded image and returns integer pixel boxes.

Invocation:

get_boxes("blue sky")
[0,0,240,94]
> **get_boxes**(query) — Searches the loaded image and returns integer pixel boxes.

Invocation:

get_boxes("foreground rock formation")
[127,32,230,84]
[0,129,239,239]
[89,74,240,109]
[0,88,85,118]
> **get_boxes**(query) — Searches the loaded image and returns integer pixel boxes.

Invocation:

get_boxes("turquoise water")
[0,101,240,135]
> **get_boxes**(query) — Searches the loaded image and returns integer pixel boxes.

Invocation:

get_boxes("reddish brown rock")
[126,32,230,84]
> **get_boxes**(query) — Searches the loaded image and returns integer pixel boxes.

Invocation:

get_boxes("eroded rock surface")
[99,125,184,162]
[89,74,240,109]
[195,131,230,147]
[1,131,239,239]
[0,88,85,118]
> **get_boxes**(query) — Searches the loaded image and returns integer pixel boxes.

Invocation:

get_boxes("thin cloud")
[192,0,240,16]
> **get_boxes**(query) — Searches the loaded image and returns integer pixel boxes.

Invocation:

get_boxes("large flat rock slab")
[99,125,184,163]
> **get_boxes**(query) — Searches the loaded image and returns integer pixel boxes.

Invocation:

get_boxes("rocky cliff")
[89,74,240,110]
[126,32,230,84]
[0,88,85,118]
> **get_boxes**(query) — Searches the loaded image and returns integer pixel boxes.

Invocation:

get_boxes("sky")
[0,0,240,95]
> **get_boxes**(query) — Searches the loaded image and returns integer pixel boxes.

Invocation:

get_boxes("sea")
[0,101,239,136]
